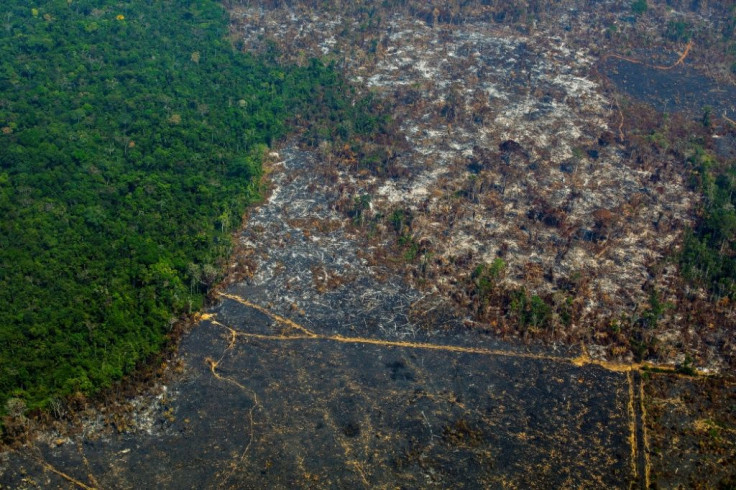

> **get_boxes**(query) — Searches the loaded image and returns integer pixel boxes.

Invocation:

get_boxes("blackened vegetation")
[603,56,736,121]
[386,360,415,382]
[499,139,524,154]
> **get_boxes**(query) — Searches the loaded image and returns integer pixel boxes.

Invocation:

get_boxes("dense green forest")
[0,0,385,417]
[680,144,736,299]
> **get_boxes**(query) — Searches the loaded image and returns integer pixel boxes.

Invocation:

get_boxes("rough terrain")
[231,0,736,370]
[2,1,736,487]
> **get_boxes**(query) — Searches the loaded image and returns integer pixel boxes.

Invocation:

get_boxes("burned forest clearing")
[2,0,736,488]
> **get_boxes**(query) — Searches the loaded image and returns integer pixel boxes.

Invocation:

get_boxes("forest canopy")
[0,0,375,414]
